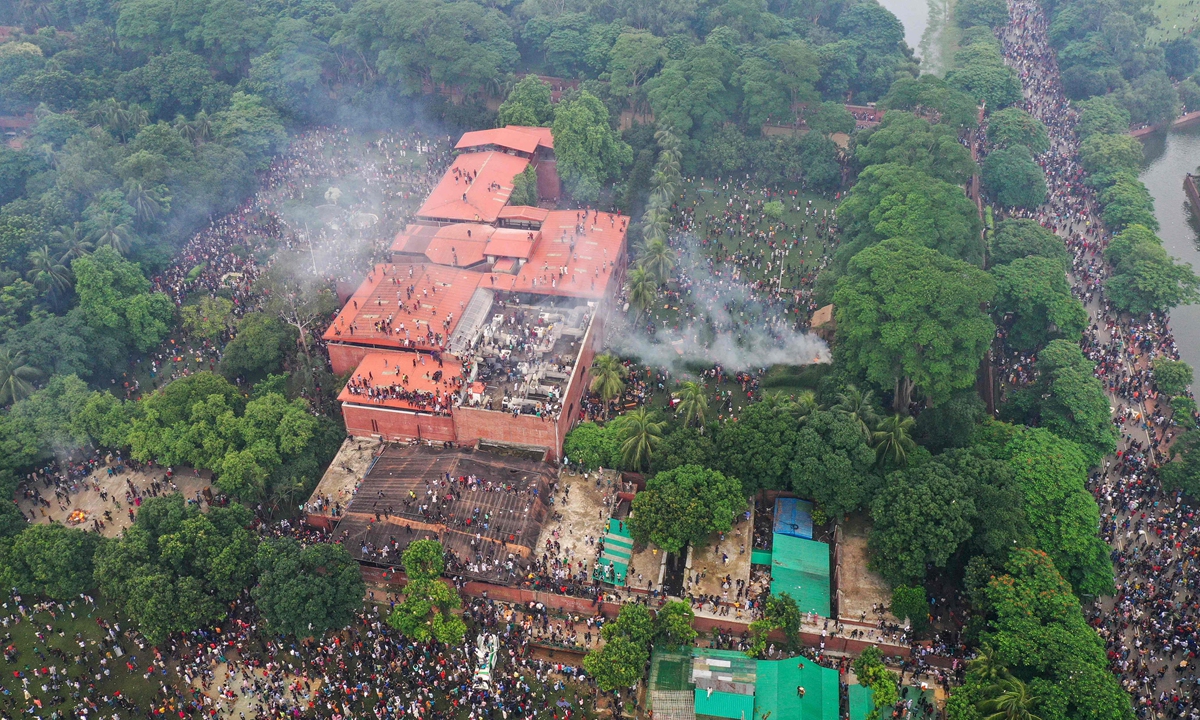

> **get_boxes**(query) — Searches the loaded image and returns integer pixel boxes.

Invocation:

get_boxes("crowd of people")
[139,127,454,395]
[998,1,1200,715]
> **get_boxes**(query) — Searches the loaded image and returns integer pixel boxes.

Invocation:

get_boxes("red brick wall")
[454,406,559,452]
[341,402,457,442]
[329,342,378,376]
[533,159,561,201]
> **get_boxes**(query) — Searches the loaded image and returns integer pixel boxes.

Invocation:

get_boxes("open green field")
[0,598,162,718]
[1148,0,1200,41]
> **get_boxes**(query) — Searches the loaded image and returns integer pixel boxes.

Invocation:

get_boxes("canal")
[876,0,957,74]
[1140,125,1200,369]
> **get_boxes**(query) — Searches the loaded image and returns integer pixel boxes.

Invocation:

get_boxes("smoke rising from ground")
[608,231,830,372]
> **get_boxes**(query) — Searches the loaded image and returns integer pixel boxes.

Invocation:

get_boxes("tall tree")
[629,464,745,553]
[253,538,365,638]
[672,381,709,431]
[611,406,667,471]
[834,238,996,411]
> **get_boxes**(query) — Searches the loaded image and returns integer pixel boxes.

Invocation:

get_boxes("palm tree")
[92,212,133,255]
[673,381,709,432]
[612,407,667,471]
[640,206,670,244]
[654,125,682,161]
[650,169,679,206]
[968,645,1011,686]
[25,245,71,295]
[793,389,818,418]
[589,355,628,417]
[979,678,1042,720]
[176,111,213,145]
[833,384,878,440]
[639,238,676,283]
[125,180,170,226]
[626,266,657,321]
[52,222,92,262]
[872,413,917,468]
[18,0,57,27]
[0,348,40,405]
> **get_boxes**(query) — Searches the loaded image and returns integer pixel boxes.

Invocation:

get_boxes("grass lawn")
[1148,0,1200,40]
[601,177,839,420]
[0,597,163,718]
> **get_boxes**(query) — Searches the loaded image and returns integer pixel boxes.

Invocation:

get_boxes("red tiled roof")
[483,229,536,260]
[425,236,488,268]
[498,205,551,222]
[340,351,463,413]
[323,264,484,351]
[455,126,554,154]
[492,258,517,274]
[510,210,628,299]
[417,152,530,224]
[392,224,440,257]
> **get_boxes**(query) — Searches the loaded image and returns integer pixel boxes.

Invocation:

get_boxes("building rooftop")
[455,126,554,155]
[333,444,555,584]
[392,224,440,259]
[416,151,530,224]
[498,205,551,224]
[505,209,628,299]
[340,351,464,413]
[323,264,484,352]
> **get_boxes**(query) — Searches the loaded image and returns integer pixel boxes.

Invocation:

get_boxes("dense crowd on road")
[998,1,1200,714]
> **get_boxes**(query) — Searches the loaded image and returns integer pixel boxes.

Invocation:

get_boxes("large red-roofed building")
[328,127,627,459]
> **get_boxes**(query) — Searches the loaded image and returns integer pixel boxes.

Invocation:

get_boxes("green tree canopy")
[986,107,1049,153]
[890,585,929,631]
[387,576,467,645]
[563,421,619,470]
[981,549,1132,720]
[834,238,996,411]
[789,408,880,519]
[989,219,1068,267]
[881,74,980,129]
[1153,358,1193,397]
[1104,224,1200,314]
[552,91,632,201]
[497,75,554,126]
[973,423,1114,596]
[126,373,318,500]
[253,538,365,638]
[94,496,257,644]
[946,43,1023,109]
[855,111,976,184]
[1079,133,1144,180]
[1075,97,1132,139]
[218,312,298,382]
[835,163,984,270]
[72,247,174,352]
[1099,173,1158,231]
[653,600,697,649]
[715,398,800,492]
[402,538,445,580]
[629,464,745,554]
[956,0,1010,27]
[983,146,1047,209]
[992,256,1087,350]
[0,523,99,600]
[869,460,976,586]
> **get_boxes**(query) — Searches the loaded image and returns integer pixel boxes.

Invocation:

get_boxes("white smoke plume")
[607,231,830,372]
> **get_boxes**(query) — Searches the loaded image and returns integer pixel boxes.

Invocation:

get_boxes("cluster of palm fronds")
[625,127,683,320]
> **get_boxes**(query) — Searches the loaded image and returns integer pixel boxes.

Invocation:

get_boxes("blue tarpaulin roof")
[774,497,814,539]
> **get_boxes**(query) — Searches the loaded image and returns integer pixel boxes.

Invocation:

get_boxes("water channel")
[877,0,955,73]
[1141,126,1200,369]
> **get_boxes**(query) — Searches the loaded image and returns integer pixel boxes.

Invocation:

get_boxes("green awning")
[695,689,755,719]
